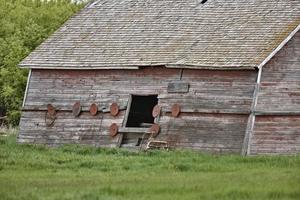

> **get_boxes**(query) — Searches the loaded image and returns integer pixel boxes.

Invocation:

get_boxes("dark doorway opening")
[126,95,158,127]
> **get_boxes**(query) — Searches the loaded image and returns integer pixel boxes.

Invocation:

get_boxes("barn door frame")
[117,94,158,147]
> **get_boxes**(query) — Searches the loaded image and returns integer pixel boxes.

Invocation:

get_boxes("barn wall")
[250,30,300,155]
[159,70,256,113]
[250,116,300,155]
[159,113,249,153]
[19,67,180,147]
[159,69,257,153]
[19,67,257,153]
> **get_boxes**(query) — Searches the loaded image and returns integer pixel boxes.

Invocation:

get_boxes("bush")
[0,0,85,126]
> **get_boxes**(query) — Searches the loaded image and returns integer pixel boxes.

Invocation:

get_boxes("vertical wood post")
[242,67,262,156]
[22,69,32,108]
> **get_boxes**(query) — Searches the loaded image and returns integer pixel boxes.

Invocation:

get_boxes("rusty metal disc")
[45,112,56,127]
[109,123,119,137]
[149,124,160,137]
[110,102,119,116]
[89,103,98,116]
[171,104,181,117]
[152,104,161,118]
[72,101,81,117]
[47,104,56,116]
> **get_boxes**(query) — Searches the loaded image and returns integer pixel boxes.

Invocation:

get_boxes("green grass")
[0,134,299,200]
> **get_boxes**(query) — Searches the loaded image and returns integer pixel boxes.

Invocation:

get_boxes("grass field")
[0,133,299,200]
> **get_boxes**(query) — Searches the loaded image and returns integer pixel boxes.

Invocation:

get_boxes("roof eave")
[19,63,256,70]
[18,64,140,70]
[165,64,256,70]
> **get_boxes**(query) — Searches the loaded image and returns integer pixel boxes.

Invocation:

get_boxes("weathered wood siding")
[256,31,300,113]
[159,69,257,153]
[159,70,256,114]
[250,30,300,155]
[19,67,257,153]
[159,113,249,153]
[251,116,300,155]
[19,67,179,146]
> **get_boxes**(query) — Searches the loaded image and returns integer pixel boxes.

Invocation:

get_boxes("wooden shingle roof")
[19,0,300,70]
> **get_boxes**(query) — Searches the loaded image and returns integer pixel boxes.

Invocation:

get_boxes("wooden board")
[157,113,248,153]
[248,31,300,155]
[256,31,300,113]
[250,116,300,155]
[160,70,257,114]
[19,67,180,147]
[19,67,256,153]
[167,81,189,93]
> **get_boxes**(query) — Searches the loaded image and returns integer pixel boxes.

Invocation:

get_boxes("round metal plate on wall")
[171,104,181,117]
[109,123,119,137]
[149,123,160,138]
[152,104,161,118]
[89,103,98,116]
[110,102,119,116]
[72,101,82,117]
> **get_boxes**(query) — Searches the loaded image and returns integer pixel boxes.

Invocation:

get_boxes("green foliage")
[0,134,300,200]
[0,0,85,126]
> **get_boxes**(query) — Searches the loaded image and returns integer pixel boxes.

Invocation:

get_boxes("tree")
[0,0,85,126]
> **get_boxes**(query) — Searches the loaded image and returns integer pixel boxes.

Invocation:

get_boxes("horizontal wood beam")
[254,111,300,116]
[161,108,251,115]
[118,127,151,134]
[22,105,127,112]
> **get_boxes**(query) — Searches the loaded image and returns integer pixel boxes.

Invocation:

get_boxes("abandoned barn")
[18,0,300,155]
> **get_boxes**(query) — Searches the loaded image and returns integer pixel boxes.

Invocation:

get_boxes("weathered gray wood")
[255,111,300,116]
[161,107,251,114]
[250,116,300,155]
[118,127,150,134]
[122,95,132,127]
[249,31,300,155]
[256,31,300,113]
[242,114,255,156]
[157,113,248,153]
[19,67,180,147]
[242,67,262,156]
[19,67,255,154]
[160,69,257,114]
[167,81,189,93]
